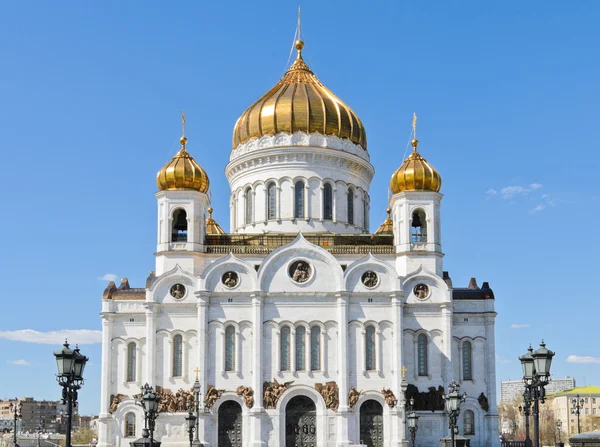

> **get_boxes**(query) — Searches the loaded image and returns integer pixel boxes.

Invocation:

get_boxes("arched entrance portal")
[360,399,384,447]
[285,395,317,447]
[218,400,242,447]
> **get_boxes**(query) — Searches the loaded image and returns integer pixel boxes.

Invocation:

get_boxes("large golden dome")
[390,139,442,194]
[157,137,210,193]
[232,40,367,150]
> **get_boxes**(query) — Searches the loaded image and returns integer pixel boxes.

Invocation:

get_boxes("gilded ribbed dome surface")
[157,137,210,193]
[390,140,442,194]
[232,41,367,150]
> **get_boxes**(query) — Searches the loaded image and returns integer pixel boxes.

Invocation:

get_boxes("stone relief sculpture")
[413,283,429,299]
[348,387,362,408]
[155,387,195,413]
[361,271,379,288]
[109,394,127,413]
[405,384,445,412]
[315,382,339,411]
[204,385,225,409]
[170,283,186,299]
[236,385,254,408]
[478,392,489,412]
[381,388,397,408]
[290,261,311,283]
[263,379,294,409]
[222,271,239,288]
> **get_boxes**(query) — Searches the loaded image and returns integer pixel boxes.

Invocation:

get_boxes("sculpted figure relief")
[361,271,379,288]
[290,261,311,283]
[405,384,445,412]
[222,271,239,288]
[170,283,186,299]
[478,392,489,412]
[236,385,255,408]
[204,385,225,409]
[413,283,429,299]
[348,387,362,408]
[263,379,294,409]
[382,388,397,408]
[154,387,195,413]
[109,394,127,413]
[315,382,339,411]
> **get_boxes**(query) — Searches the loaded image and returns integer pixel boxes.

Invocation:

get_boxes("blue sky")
[0,1,598,415]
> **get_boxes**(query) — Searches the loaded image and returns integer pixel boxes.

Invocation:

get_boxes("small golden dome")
[206,207,226,235]
[156,137,209,193]
[390,140,441,194]
[375,208,393,234]
[232,39,367,150]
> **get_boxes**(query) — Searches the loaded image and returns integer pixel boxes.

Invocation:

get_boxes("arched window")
[310,327,321,371]
[365,326,376,371]
[245,188,253,225]
[225,325,235,372]
[411,209,427,243]
[172,334,183,377]
[417,333,428,376]
[295,326,306,371]
[280,326,291,371]
[463,341,473,381]
[347,188,354,225]
[124,412,136,437]
[172,209,188,242]
[464,410,475,435]
[267,182,276,220]
[126,342,136,382]
[323,183,333,220]
[294,181,305,219]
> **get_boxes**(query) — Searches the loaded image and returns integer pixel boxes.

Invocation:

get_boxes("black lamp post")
[191,374,202,446]
[443,381,467,447]
[519,340,555,447]
[571,394,584,434]
[555,419,562,443]
[9,399,22,447]
[54,340,88,447]
[138,383,161,447]
[406,397,419,447]
[185,409,197,447]
[518,386,533,447]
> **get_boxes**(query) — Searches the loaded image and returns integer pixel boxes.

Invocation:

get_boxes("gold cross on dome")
[412,113,417,140]
[194,367,200,381]
[401,365,408,379]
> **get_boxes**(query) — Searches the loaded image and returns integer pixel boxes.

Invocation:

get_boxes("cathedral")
[97,32,500,447]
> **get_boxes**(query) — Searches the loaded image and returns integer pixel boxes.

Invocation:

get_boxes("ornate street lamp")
[191,372,202,446]
[571,394,585,434]
[54,340,88,447]
[138,383,161,447]
[555,419,562,443]
[519,341,555,447]
[406,397,419,447]
[443,381,466,447]
[185,409,196,447]
[9,399,22,447]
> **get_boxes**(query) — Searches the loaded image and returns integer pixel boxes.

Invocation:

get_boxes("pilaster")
[144,303,157,385]
[250,292,266,446]
[98,312,114,447]
[336,293,351,446]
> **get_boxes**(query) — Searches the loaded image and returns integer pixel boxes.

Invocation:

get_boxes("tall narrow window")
[463,341,473,381]
[245,187,253,225]
[172,334,183,377]
[295,326,306,371]
[126,342,136,382]
[323,183,333,220]
[417,333,428,376]
[311,327,321,371]
[172,209,188,242]
[280,326,291,371]
[225,325,235,371]
[464,410,475,435]
[267,182,276,220]
[365,326,376,371]
[411,209,427,243]
[347,188,354,225]
[294,182,305,219]
[124,413,136,437]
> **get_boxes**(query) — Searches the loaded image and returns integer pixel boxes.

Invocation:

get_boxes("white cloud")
[0,329,102,345]
[486,189,497,196]
[531,204,546,213]
[501,186,528,198]
[97,273,118,282]
[566,355,600,364]
[530,183,543,190]
[510,324,530,329]
[6,360,32,366]
[495,354,513,364]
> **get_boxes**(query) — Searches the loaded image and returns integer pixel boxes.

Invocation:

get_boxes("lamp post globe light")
[519,340,555,447]
[185,409,197,447]
[53,340,88,447]
[406,397,419,447]
[9,399,22,447]
[571,394,585,434]
[443,381,466,447]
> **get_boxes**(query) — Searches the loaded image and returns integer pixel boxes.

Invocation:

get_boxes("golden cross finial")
[412,113,417,140]
[295,6,304,59]
[297,6,301,41]
[181,110,186,138]
[194,367,200,381]
[401,365,408,379]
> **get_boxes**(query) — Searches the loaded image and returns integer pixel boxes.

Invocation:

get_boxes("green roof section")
[549,385,600,397]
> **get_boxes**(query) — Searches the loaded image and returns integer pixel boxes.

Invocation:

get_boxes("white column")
[320,327,326,374]
[391,294,407,446]
[376,328,383,375]
[336,293,351,446]
[98,312,113,447]
[306,327,312,371]
[145,304,157,385]
[332,187,338,222]
[195,293,209,445]
[250,293,265,446]
[485,315,500,447]
[291,329,296,372]
[304,183,310,221]
[276,185,282,221]
[235,328,242,376]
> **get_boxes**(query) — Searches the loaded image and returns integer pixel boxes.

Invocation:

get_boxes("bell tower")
[155,113,210,275]
[390,115,443,276]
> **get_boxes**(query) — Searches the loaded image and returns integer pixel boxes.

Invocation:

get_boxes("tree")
[582,415,600,433]
[71,428,97,445]
[538,404,556,446]
[498,397,525,441]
